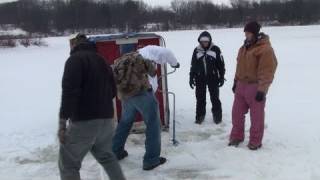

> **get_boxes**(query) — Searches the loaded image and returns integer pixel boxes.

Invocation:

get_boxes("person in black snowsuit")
[189,31,226,125]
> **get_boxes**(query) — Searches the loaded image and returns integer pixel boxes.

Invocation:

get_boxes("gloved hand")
[58,118,68,144]
[189,73,196,89]
[218,77,225,87]
[171,63,180,69]
[232,80,237,93]
[255,91,266,102]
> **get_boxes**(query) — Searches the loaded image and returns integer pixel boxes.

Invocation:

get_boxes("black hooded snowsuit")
[190,31,225,123]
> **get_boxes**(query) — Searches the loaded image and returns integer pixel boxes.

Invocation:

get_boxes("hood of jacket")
[70,41,97,55]
[198,31,212,49]
[255,33,271,47]
[244,32,271,49]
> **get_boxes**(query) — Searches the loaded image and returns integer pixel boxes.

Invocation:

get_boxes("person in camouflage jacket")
[112,52,167,171]
[113,52,156,99]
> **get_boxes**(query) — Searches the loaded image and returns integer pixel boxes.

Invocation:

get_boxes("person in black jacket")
[58,34,125,180]
[189,31,226,125]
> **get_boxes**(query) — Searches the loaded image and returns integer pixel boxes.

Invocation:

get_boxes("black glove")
[218,77,225,87]
[171,63,180,69]
[189,73,196,89]
[255,91,266,102]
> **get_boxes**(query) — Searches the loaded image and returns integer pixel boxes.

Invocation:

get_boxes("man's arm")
[139,46,179,67]
[161,48,179,68]
[233,48,243,93]
[190,49,197,76]
[234,48,242,81]
[216,47,226,79]
[189,49,198,89]
[59,56,83,120]
[257,47,278,93]
[107,65,117,99]
[143,59,157,77]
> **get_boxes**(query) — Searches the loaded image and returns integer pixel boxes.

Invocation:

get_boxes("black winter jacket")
[59,42,116,121]
[190,31,225,80]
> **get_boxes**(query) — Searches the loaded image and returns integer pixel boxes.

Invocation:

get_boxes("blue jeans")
[112,91,161,168]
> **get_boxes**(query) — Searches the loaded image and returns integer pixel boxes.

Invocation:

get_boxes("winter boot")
[116,150,128,160]
[213,111,222,124]
[248,144,262,151]
[195,115,205,124]
[228,139,243,147]
[143,157,167,171]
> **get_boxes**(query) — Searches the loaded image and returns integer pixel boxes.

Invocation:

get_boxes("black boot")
[143,157,167,171]
[116,150,128,160]
[195,115,205,124]
[228,139,243,147]
[213,111,222,124]
[248,144,262,151]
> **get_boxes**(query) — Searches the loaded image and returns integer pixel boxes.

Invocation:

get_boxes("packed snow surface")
[0,25,320,180]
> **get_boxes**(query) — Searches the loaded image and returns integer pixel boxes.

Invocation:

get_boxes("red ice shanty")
[88,33,170,131]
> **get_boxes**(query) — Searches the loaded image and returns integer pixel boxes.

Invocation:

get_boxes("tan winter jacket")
[235,33,278,93]
[113,52,156,100]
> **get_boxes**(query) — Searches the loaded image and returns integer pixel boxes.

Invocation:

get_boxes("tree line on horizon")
[0,0,319,34]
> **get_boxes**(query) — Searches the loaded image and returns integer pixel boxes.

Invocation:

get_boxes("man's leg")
[195,76,207,122]
[91,119,126,180]
[230,82,249,142]
[247,85,266,147]
[134,91,162,169]
[59,121,98,180]
[207,79,222,124]
[112,99,137,158]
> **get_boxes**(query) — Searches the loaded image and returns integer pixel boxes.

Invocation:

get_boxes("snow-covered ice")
[0,25,320,180]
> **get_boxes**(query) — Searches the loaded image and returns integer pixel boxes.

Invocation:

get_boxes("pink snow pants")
[230,81,266,146]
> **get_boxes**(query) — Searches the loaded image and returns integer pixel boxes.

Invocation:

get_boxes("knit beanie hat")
[244,21,261,36]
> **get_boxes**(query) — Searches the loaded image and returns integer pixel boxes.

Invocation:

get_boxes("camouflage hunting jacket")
[113,52,157,100]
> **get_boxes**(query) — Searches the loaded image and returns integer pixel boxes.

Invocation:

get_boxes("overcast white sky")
[0,0,231,6]
[0,0,15,3]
